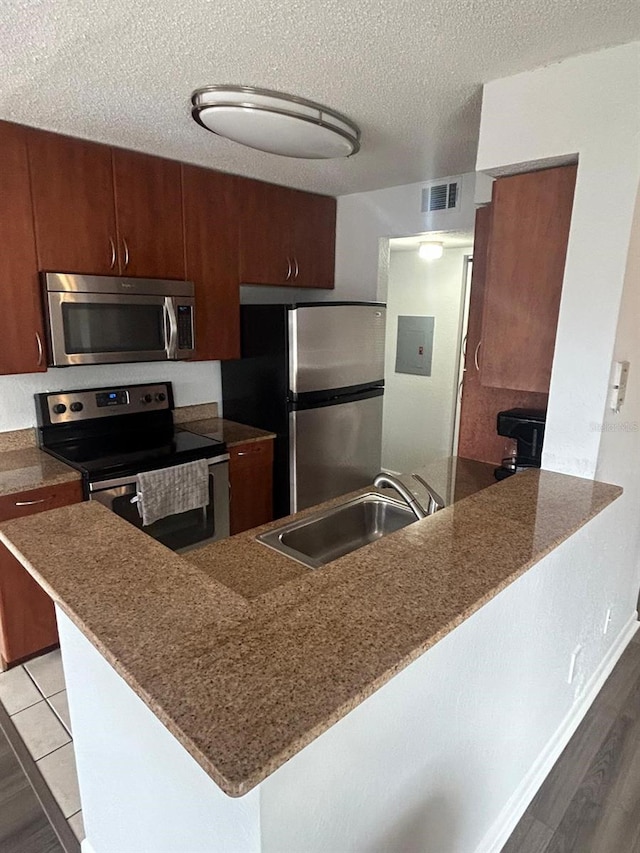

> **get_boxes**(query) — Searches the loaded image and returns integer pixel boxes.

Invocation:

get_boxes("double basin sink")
[257,492,420,570]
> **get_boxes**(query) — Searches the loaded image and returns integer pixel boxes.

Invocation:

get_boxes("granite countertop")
[0,445,81,499]
[179,417,276,447]
[0,468,621,797]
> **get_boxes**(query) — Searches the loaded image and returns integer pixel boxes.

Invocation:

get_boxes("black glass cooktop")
[43,428,226,480]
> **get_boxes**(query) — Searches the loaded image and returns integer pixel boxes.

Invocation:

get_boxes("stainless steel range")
[35,382,229,551]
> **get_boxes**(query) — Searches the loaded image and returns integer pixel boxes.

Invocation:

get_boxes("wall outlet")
[567,645,582,684]
[603,608,612,635]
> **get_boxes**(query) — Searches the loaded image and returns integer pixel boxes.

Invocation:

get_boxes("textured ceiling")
[1,1,638,196]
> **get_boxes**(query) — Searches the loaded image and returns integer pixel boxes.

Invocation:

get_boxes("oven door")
[89,459,230,552]
[46,291,193,366]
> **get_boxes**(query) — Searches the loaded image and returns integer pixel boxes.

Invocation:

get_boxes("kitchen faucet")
[373,473,444,520]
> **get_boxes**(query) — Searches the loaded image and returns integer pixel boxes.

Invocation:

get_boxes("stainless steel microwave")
[42,273,196,367]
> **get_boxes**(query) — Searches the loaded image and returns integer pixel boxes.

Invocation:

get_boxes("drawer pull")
[15,497,51,507]
[236,448,262,457]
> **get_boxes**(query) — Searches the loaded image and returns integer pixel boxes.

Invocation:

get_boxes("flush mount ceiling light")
[418,241,444,261]
[190,85,360,159]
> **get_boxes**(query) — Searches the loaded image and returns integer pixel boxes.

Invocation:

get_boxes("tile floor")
[0,649,85,844]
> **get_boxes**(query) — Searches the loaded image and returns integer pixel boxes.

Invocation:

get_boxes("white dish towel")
[134,460,209,527]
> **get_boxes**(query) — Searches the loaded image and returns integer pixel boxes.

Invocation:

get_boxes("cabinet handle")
[15,497,51,507]
[236,449,261,457]
[285,257,292,282]
[35,331,44,367]
[293,256,299,280]
[458,380,463,402]
[122,237,130,270]
[474,341,482,372]
[109,236,116,270]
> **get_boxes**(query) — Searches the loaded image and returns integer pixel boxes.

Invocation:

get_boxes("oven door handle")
[164,297,179,359]
[88,455,230,492]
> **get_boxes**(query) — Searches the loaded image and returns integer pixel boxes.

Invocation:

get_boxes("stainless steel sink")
[256,492,417,569]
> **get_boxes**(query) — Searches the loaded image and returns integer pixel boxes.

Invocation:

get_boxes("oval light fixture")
[191,85,360,159]
[418,241,444,261]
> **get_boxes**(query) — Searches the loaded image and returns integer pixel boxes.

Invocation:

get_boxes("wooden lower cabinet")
[0,479,83,668]
[229,439,274,535]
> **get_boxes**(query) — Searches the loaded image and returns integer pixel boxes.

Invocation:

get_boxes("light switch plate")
[609,360,630,412]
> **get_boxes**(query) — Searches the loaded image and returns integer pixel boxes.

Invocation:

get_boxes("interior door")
[290,392,383,512]
[290,304,386,394]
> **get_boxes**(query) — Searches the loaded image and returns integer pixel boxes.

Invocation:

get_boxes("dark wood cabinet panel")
[480,165,577,393]
[457,206,549,466]
[0,480,83,523]
[112,148,185,279]
[0,479,83,667]
[292,191,336,288]
[183,165,240,361]
[229,439,274,535]
[239,178,293,285]
[0,121,46,375]
[238,180,336,289]
[28,128,117,275]
[0,544,58,668]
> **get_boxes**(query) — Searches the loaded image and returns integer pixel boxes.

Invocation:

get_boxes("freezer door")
[290,393,383,512]
[289,303,386,394]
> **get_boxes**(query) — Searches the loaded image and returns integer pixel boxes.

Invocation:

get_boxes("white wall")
[382,247,469,472]
[473,40,640,843]
[596,184,640,605]
[333,171,490,302]
[0,361,222,432]
[477,41,640,479]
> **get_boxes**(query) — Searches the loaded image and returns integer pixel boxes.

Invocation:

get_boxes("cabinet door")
[0,544,58,667]
[229,439,274,535]
[291,191,336,289]
[480,165,577,393]
[457,206,549,465]
[0,479,83,667]
[0,121,46,375]
[183,165,240,361]
[112,149,185,279]
[28,128,117,275]
[238,178,294,285]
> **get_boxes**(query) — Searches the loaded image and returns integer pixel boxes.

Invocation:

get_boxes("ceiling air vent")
[421,180,460,213]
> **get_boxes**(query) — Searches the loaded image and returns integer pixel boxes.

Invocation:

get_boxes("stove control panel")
[36,383,174,425]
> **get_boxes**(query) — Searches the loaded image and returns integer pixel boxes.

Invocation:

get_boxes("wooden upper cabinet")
[292,190,336,288]
[0,121,46,375]
[28,129,118,275]
[183,165,240,361]
[480,164,577,393]
[239,178,293,285]
[239,179,336,288]
[112,149,185,279]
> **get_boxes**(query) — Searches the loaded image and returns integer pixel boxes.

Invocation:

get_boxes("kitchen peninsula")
[0,467,626,853]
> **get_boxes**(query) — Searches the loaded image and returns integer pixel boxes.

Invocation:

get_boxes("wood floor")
[503,630,640,853]
[0,723,63,853]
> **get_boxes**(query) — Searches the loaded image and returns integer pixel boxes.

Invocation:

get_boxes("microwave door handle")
[164,298,179,358]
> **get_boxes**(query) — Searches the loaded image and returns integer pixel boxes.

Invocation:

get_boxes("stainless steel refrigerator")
[222,302,386,517]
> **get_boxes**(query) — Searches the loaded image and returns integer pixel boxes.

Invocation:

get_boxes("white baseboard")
[477,612,640,853]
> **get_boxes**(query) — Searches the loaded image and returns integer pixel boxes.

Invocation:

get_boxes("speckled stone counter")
[0,469,621,796]
[180,417,276,447]
[0,444,81,498]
